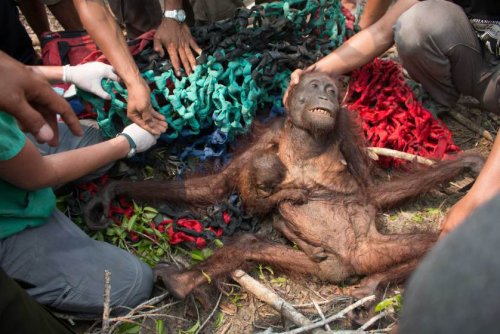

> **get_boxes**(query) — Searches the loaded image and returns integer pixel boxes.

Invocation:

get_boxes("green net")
[78,0,356,140]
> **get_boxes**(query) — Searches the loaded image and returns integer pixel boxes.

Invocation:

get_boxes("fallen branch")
[102,270,111,333]
[358,310,391,331]
[367,147,435,166]
[448,109,495,142]
[292,296,351,308]
[312,299,331,332]
[231,269,311,327]
[106,293,180,334]
[261,295,376,334]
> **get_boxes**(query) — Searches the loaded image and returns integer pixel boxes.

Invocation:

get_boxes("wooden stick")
[102,270,111,333]
[358,310,390,330]
[367,147,435,166]
[230,269,311,327]
[106,295,180,333]
[311,299,331,331]
[273,295,376,334]
[447,109,495,142]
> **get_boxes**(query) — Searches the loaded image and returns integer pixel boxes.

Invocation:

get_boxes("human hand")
[126,79,168,136]
[0,51,82,146]
[282,69,304,109]
[121,123,159,153]
[153,19,202,77]
[284,64,320,108]
[64,62,120,99]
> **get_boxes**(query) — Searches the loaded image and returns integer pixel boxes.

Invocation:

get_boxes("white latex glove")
[121,123,159,153]
[63,62,119,99]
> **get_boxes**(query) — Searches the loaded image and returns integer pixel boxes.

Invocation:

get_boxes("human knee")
[110,255,154,313]
[395,0,465,57]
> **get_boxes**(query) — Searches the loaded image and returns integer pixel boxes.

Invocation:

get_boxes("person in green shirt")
[0,51,166,321]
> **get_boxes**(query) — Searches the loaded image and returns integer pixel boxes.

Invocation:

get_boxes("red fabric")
[79,30,156,65]
[345,58,459,167]
[41,30,98,66]
[41,29,156,66]
[162,218,223,249]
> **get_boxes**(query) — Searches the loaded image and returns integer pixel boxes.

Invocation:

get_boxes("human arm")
[154,0,202,77]
[73,0,167,135]
[0,123,157,190]
[17,0,51,40]
[31,62,119,99]
[0,51,82,146]
[284,0,418,105]
[358,0,393,29]
[314,0,418,75]
[440,130,500,238]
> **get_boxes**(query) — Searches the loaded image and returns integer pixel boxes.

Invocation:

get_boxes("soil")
[19,6,497,334]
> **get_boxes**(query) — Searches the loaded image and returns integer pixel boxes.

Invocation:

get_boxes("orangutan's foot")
[153,263,197,299]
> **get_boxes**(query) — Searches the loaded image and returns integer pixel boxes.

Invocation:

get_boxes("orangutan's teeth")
[311,108,330,115]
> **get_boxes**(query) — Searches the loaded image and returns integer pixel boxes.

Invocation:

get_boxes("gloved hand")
[120,123,159,154]
[63,62,119,99]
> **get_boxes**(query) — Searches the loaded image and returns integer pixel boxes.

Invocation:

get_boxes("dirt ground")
[19,5,498,334]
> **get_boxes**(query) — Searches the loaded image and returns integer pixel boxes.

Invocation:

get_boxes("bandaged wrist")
[62,65,71,83]
[117,132,137,158]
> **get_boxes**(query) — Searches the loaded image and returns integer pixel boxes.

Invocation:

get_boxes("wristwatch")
[118,133,137,158]
[163,9,186,23]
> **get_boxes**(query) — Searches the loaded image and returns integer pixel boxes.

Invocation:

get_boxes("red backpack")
[41,29,156,66]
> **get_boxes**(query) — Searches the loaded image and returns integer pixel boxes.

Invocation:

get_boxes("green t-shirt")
[0,112,55,239]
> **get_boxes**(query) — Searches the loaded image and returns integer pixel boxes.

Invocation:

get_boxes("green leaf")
[156,319,165,334]
[179,321,200,334]
[375,294,402,313]
[132,201,141,213]
[191,249,205,261]
[214,239,224,248]
[264,265,274,275]
[143,206,158,214]
[201,270,212,284]
[270,277,287,285]
[214,312,224,328]
[116,323,140,334]
[127,214,138,231]
[143,212,158,221]
[201,247,213,259]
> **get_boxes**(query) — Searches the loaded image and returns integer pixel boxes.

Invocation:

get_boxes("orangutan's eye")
[311,83,318,88]
[327,88,336,96]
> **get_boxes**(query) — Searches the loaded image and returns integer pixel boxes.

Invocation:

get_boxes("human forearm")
[314,0,418,76]
[0,136,129,190]
[42,136,130,187]
[74,0,142,88]
[163,0,182,10]
[30,66,63,83]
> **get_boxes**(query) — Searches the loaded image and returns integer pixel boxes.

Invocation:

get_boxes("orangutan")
[85,72,484,299]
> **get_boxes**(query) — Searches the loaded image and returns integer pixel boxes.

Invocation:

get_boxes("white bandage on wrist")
[62,64,71,83]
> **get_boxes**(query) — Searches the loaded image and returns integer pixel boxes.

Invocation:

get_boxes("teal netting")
[78,0,356,142]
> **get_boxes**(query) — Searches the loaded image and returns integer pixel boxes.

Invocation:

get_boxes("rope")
[78,0,355,145]
[346,58,459,167]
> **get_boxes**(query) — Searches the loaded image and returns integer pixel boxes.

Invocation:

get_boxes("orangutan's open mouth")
[309,108,333,118]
